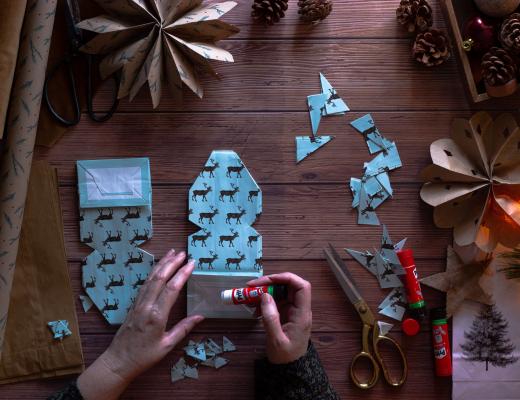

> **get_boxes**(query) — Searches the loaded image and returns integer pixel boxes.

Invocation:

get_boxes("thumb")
[260,293,285,340]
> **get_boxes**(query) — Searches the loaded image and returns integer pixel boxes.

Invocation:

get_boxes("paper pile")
[349,114,402,225]
[296,73,349,163]
[346,226,408,321]
[171,336,236,383]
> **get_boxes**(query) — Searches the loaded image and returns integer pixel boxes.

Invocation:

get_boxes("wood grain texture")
[1,332,451,400]
[9,0,513,398]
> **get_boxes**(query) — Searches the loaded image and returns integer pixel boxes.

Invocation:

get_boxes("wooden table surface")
[4,1,519,399]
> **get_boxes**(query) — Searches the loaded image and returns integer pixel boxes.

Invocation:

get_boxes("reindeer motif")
[248,190,260,202]
[191,229,211,247]
[191,183,212,202]
[200,159,219,178]
[368,191,385,202]
[226,206,246,224]
[129,229,150,245]
[101,298,119,313]
[121,207,141,224]
[247,234,260,247]
[85,275,96,288]
[219,229,239,247]
[379,264,396,282]
[80,258,88,267]
[97,253,117,270]
[79,210,85,222]
[361,198,376,217]
[254,257,263,270]
[326,89,342,105]
[132,274,146,289]
[102,230,122,248]
[125,251,144,267]
[198,251,218,270]
[94,208,114,225]
[226,251,246,270]
[105,274,125,291]
[198,206,219,224]
[82,232,94,244]
[219,184,239,202]
[226,161,244,178]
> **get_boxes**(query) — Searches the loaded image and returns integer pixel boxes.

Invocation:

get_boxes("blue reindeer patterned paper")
[296,136,334,163]
[78,158,154,325]
[187,151,262,319]
[307,93,328,135]
[319,73,349,116]
[188,151,262,275]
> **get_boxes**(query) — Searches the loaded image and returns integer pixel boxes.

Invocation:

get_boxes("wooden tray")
[440,0,490,103]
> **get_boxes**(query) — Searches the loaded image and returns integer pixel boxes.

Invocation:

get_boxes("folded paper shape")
[307,73,349,134]
[77,158,154,324]
[420,112,520,252]
[187,151,262,319]
[295,135,334,163]
[378,287,407,321]
[47,320,72,340]
[77,0,239,108]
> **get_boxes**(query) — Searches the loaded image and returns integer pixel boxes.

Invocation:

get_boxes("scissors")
[43,0,118,126]
[323,244,408,389]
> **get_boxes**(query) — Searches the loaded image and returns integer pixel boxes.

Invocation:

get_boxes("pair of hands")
[77,250,312,399]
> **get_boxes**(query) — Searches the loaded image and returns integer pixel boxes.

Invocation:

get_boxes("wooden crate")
[440,0,490,103]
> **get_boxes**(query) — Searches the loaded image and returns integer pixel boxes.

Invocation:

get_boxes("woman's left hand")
[77,250,203,399]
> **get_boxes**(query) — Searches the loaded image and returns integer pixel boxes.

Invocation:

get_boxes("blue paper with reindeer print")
[187,151,262,319]
[77,158,154,325]
[188,151,262,275]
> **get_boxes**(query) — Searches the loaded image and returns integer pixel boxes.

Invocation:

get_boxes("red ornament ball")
[462,16,496,54]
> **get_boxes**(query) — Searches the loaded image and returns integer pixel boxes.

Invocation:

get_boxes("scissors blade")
[65,0,84,50]
[323,244,364,305]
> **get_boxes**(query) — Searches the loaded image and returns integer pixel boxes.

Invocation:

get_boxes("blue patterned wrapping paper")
[77,158,154,325]
[187,151,262,319]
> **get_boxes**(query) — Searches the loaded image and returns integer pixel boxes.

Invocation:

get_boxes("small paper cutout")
[79,294,94,312]
[295,136,334,163]
[223,336,236,352]
[48,320,72,340]
[377,320,394,336]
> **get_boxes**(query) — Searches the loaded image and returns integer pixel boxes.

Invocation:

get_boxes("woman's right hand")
[247,273,312,364]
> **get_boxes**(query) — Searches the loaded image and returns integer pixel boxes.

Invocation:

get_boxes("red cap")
[396,248,414,267]
[402,318,420,336]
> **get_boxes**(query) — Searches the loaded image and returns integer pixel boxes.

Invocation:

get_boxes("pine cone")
[298,0,333,24]
[252,0,289,25]
[482,47,517,87]
[396,0,433,33]
[500,13,520,54]
[412,29,451,67]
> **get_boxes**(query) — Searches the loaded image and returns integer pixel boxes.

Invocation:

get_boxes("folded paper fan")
[420,112,520,252]
[78,0,239,108]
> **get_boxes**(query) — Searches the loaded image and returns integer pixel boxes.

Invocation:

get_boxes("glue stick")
[221,285,287,305]
[396,249,426,320]
[431,307,452,377]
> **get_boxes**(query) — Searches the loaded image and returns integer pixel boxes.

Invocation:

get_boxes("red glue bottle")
[431,307,452,377]
[221,285,287,305]
[396,249,426,321]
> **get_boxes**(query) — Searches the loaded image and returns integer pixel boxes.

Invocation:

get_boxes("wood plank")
[37,111,483,185]
[70,259,446,335]
[89,41,520,113]
[0,332,451,400]
[58,184,451,261]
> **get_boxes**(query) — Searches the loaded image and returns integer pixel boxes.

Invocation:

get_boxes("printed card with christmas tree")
[453,247,520,400]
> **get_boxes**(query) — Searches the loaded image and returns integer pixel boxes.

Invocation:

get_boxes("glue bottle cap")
[221,289,234,305]
[402,317,420,336]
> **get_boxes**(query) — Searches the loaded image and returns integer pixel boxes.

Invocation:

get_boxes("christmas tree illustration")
[461,304,518,371]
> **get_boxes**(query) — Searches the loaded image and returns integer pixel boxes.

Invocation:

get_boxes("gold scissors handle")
[350,323,380,389]
[350,322,408,389]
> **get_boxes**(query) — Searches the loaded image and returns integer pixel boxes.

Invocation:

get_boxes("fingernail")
[168,249,175,256]
[261,293,271,304]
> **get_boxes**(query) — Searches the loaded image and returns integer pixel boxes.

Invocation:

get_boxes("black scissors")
[44,0,118,126]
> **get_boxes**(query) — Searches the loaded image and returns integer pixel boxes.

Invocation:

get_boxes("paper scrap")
[184,341,206,362]
[377,321,394,336]
[380,301,406,321]
[202,356,229,369]
[296,135,334,163]
[223,336,236,352]
[79,294,94,312]
[345,249,377,276]
[47,320,72,340]
[205,338,223,356]
[171,358,186,383]
[184,364,199,380]
[375,252,403,289]
[380,225,406,275]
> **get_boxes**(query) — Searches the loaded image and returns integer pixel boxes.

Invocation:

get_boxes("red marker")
[431,307,452,377]
[397,249,426,320]
[221,285,287,305]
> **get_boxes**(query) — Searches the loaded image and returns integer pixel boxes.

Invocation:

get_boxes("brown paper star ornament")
[420,246,493,317]
[420,112,520,252]
[77,0,239,108]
